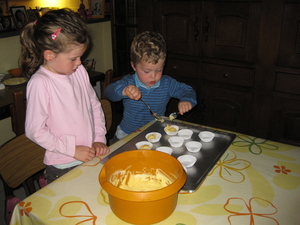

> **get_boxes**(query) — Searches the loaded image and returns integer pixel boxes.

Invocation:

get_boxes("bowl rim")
[178,129,193,139]
[145,132,162,142]
[198,131,215,142]
[177,154,197,167]
[185,141,202,152]
[164,125,179,135]
[135,141,153,149]
[99,150,187,200]
[168,136,184,142]
[156,146,173,154]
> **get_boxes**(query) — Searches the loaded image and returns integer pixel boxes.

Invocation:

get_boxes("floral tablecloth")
[10,119,300,225]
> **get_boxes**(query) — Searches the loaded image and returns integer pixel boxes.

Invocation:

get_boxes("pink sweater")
[25,65,106,165]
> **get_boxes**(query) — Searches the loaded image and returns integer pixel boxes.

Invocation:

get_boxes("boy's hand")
[122,85,141,100]
[178,101,192,115]
[92,142,110,156]
[74,145,96,162]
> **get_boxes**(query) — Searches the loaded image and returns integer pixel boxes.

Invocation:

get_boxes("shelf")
[0,18,110,39]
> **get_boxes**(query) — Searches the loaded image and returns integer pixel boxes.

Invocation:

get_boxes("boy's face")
[131,59,164,87]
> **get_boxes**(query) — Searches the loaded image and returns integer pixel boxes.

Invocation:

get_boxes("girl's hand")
[122,85,141,100]
[92,142,110,156]
[178,101,192,115]
[74,145,96,162]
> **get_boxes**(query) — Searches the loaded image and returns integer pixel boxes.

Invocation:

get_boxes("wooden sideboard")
[110,0,300,146]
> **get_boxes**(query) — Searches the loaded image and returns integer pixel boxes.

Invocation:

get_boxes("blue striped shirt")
[105,73,197,134]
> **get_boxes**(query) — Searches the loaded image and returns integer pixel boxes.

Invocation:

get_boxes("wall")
[0,21,113,145]
[7,0,91,12]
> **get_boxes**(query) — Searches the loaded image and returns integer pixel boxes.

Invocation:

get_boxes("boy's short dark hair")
[130,31,167,65]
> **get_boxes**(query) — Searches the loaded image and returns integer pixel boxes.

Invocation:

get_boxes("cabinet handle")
[194,16,199,41]
[172,65,178,70]
[203,16,209,42]
[223,73,229,78]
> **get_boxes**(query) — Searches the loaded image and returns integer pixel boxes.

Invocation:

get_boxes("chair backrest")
[10,90,26,136]
[101,69,113,99]
[100,98,112,132]
[0,134,45,190]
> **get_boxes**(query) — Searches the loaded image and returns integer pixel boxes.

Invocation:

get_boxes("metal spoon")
[140,98,164,122]
[169,112,179,121]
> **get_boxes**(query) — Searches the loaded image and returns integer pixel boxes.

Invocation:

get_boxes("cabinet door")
[201,85,252,133]
[153,0,201,56]
[202,1,261,62]
[278,3,300,69]
[269,96,300,146]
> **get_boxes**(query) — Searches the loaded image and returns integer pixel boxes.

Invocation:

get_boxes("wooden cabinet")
[277,2,300,69]
[151,0,203,123]
[153,0,201,56]
[110,0,300,145]
[202,1,261,63]
[199,1,261,134]
[269,95,300,146]
[201,63,254,132]
[268,2,300,145]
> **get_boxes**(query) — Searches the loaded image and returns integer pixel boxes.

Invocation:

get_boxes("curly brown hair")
[130,31,167,65]
[20,8,90,78]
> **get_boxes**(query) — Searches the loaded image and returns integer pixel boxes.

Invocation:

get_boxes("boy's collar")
[134,73,160,89]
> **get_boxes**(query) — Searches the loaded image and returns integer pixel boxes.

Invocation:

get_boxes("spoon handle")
[140,98,151,110]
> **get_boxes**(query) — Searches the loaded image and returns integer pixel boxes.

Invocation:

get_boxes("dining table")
[0,71,104,120]
[10,118,300,225]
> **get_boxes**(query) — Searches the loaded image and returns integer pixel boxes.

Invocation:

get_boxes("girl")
[20,8,110,183]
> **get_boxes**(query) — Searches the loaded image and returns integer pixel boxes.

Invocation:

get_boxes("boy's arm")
[167,76,197,107]
[104,75,131,101]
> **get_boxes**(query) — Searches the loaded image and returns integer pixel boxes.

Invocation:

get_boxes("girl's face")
[131,59,164,87]
[44,44,86,75]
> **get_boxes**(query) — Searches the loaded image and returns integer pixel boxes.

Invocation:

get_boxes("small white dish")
[178,129,193,139]
[177,155,197,168]
[185,141,202,152]
[168,136,184,147]
[135,141,153,150]
[156,146,173,155]
[199,131,215,142]
[145,132,162,143]
[164,125,179,135]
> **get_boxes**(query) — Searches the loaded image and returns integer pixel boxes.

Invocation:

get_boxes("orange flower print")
[224,197,279,225]
[19,201,32,217]
[274,165,291,174]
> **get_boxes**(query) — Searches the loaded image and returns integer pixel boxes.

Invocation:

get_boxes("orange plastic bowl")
[99,150,186,225]
[8,68,23,77]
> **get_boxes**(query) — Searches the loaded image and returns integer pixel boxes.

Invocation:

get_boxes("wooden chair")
[101,69,113,99]
[0,90,46,224]
[100,98,112,132]
[0,134,45,224]
[0,135,46,193]
[10,90,26,136]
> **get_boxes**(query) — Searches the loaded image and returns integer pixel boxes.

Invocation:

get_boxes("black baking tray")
[101,120,236,192]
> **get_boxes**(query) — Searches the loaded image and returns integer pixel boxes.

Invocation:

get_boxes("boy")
[105,31,197,143]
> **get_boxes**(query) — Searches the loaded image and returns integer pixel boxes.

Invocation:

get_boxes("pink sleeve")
[25,76,76,157]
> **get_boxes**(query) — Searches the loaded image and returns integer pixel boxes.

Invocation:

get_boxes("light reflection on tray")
[102,121,236,193]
